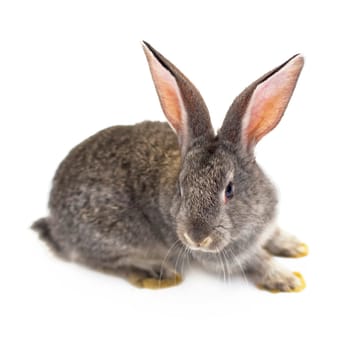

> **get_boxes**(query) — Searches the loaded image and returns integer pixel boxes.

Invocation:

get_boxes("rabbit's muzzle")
[179,228,228,253]
[183,232,213,250]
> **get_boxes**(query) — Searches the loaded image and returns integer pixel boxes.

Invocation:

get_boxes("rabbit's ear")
[219,54,304,150]
[143,42,214,156]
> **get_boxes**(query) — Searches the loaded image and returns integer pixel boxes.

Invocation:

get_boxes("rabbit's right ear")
[143,42,214,157]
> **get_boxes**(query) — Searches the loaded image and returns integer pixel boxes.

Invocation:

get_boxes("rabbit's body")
[36,121,272,277]
[33,43,308,291]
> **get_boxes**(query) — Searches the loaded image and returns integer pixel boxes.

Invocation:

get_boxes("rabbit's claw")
[291,272,306,292]
[291,243,309,258]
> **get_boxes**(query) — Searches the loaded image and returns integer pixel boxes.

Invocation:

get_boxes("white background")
[1,0,344,349]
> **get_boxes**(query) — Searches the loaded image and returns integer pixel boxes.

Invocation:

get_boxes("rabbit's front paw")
[128,271,182,289]
[257,270,306,293]
[265,229,309,258]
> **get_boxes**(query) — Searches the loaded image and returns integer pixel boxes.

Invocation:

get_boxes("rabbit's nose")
[183,233,213,249]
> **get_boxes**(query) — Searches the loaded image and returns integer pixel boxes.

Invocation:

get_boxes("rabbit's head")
[143,42,304,253]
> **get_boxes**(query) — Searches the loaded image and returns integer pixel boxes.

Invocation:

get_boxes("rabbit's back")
[47,121,181,258]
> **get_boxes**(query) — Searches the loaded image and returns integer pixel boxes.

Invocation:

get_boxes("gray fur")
[32,44,306,291]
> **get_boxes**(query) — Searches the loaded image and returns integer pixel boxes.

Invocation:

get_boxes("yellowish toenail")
[295,243,309,257]
[292,272,306,292]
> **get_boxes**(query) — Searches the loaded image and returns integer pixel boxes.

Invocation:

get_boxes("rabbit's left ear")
[219,54,304,150]
[143,42,214,157]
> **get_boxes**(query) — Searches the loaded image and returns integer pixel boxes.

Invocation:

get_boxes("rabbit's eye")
[225,182,234,200]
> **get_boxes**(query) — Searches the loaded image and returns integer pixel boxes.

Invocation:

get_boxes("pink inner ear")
[143,45,186,135]
[243,55,304,145]
[246,79,289,142]
[151,70,183,133]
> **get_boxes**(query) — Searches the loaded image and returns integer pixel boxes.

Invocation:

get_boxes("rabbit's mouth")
[179,231,228,253]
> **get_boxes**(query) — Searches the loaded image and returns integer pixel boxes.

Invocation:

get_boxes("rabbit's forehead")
[181,146,235,188]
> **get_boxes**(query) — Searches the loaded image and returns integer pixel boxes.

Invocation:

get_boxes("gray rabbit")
[32,42,308,292]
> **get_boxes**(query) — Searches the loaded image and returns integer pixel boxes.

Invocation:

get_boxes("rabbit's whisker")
[226,245,249,286]
[159,239,181,286]
[175,245,185,277]
[221,249,230,284]
[181,246,189,277]
[216,248,226,284]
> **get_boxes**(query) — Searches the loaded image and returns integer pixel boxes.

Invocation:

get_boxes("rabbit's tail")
[31,217,62,253]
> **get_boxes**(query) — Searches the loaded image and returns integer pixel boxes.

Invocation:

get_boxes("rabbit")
[32,41,308,292]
